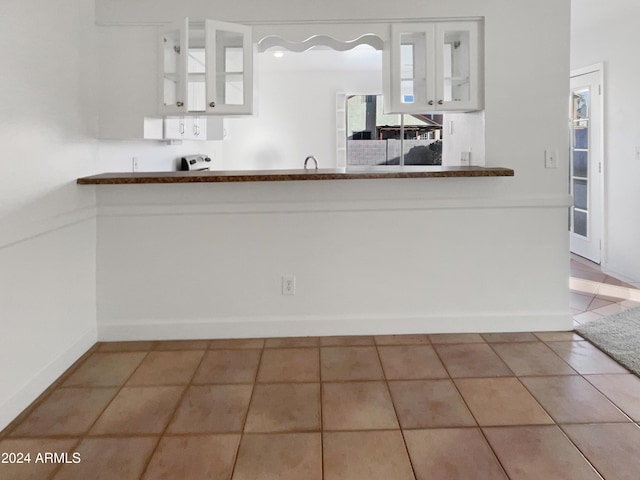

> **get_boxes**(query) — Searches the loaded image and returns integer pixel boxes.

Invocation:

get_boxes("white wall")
[92,0,573,340]
[571,0,640,286]
[222,49,383,170]
[0,0,98,431]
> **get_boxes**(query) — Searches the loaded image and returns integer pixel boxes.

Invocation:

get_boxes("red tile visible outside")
[1,255,639,479]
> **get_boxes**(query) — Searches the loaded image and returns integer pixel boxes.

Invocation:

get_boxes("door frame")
[570,62,605,264]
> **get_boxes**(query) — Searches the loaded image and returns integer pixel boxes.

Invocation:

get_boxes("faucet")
[304,155,318,170]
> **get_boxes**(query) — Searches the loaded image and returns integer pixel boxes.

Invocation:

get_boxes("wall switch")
[635,146,640,161]
[545,149,558,169]
[132,157,139,172]
[282,275,296,295]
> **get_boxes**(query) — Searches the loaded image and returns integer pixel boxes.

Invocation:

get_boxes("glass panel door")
[570,88,590,237]
[387,24,434,114]
[205,20,253,114]
[434,22,479,111]
[187,22,206,112]
[160,19,188,114]
[569,67,602,264]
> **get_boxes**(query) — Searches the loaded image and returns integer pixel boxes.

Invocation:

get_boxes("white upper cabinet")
[159,18,253,116]
[385,20,482,114]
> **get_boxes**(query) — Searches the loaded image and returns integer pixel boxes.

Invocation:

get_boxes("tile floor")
[570,254,640,326]
[0,255,639,480]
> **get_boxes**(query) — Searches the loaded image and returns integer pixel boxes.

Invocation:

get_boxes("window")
[346,94,442,167]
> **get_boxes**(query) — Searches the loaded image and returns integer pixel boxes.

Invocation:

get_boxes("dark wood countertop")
[77,166,514,185]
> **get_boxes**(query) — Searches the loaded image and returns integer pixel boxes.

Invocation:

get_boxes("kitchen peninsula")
[77,166,514,184]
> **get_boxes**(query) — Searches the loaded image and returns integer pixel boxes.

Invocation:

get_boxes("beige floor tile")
[570,269,607,283]
[154,340,209,350]
[591,302,629,316]
[491,342,577,376]
[434,343,513,378]
[264,337,320,348]
[192,349,261,384]
[374,334,430,345]
[63,352,146,387]
[534,331,584,342]
[455,378,553,426]
[561,423,640,480]
[126,350,204,386]
[98,341,155,352]
[546,341,628,374]
[11,388,118,437]
[481,332,539,343]
[320,347,384,381]
[256,348,319,383]
[143,434,240,480]
[167,385,252,433]
[209,338,265,349]
[570,292,594,311]
[404,428,507,480]
[0,438,78,480]
[483,425,602,480]
[90,386,184,435]
[323,431,414,480]
[322,382,399,430]
[586,297,613,311]
[378,345,448,380]
[573,311,604,324]
[429,333,485,344]
[244,383,320,433]
[54,437,157,480]
[388,380,475,428]
[620,299,640,308]
[520,376,630,423]
[585,374,640,421]
[319,335,375,346]
[233,433,321,480]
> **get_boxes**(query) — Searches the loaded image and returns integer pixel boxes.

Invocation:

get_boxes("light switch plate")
[545,149,558,169]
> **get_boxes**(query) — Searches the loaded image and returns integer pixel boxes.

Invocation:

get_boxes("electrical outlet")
[282,275,296,295]
[460,151,470,166]
[545,149,558,169]
[132,156,139,172]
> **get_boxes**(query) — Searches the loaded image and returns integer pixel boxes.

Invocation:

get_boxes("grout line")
[0,343,101,439]
[373,341,419,480]
[229,341,266,479]
[45,347,154,479]
[429,342,512,480]
[135,349,208,479]
[319,344,325,480]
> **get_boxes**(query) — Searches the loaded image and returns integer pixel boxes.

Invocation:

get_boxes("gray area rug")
[575,306,640,376]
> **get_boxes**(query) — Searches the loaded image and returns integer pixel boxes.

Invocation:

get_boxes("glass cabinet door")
[434,21,480,111]
[186,22,207,113]
[159,19,188,114]
[386,23,434,114]
[205,20,253,114]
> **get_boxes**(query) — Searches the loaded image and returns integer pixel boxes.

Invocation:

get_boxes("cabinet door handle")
[179,122,185,135]
[438,100,444,105]
[209,102,216,108]
[428,100,434,106]
[176,101,184,107]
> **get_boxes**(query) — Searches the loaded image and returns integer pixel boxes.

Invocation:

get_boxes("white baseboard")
[98,312,574,341]
[0,327,97,433]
